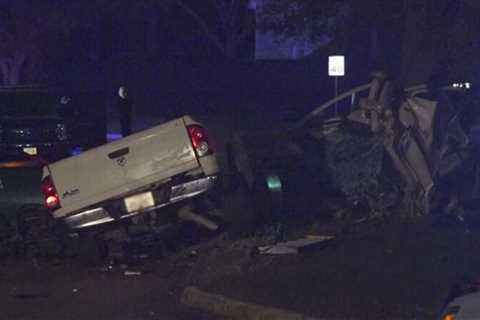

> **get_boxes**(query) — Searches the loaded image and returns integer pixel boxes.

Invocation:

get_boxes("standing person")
[117,86,133,137]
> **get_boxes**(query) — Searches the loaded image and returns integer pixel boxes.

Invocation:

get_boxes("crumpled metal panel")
[323,126,385,202]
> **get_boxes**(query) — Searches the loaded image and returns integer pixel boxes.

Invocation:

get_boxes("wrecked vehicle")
[229,73,479,222]
[41,115,219,231]
[321,74,479,217]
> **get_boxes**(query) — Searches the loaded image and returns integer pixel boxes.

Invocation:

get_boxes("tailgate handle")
[108,147,130,159]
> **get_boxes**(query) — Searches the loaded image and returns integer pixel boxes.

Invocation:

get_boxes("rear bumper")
[0,142,71,162]
[62,175,218,229]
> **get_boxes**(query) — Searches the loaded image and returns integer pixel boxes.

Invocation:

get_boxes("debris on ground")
[178,205,220,231]
[189,250,198,257]
[13,292,43,299]
[257,235,335,255]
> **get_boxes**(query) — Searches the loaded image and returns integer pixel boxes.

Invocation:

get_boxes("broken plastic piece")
[258,236,335,255]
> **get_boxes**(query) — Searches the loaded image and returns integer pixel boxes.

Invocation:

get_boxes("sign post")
[328,55,345,116]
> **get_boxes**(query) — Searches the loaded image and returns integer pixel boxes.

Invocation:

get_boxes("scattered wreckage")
[1,73,478,259]
[319,74,478,218]
[229,73,479,222]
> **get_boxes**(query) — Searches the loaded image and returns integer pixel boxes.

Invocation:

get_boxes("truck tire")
[77,231,108,265]
[221,175,256,238]
[16,205,64,257]
[251,171,285,226]
[0,214,14,257]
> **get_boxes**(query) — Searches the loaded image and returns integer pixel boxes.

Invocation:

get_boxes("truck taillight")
[41,176,60,210]
[187,125,212,157]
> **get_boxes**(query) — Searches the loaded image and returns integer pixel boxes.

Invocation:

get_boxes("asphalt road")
[0,212,478,320]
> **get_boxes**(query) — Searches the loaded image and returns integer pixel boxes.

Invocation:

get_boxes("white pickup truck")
[40,115,219,230]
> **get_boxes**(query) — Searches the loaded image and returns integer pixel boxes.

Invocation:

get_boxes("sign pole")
[328,55,345,118]
[334,76,338,117]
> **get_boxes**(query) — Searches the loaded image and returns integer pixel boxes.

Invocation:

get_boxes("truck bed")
[45,116,201,219]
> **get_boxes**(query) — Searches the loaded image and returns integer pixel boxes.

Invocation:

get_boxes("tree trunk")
[145,8,160,57]
[400,1,429,85]
[399,0,462,86]
[0,52,27,86]
[9,52,27,85]
[0,61,10,85]
[225,37,239,59]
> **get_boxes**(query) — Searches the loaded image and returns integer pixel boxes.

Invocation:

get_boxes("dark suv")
[0,87,107,163]
[0,88,71,162]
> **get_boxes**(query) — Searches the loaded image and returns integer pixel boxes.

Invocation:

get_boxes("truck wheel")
[77,231,108,265]
[251,171,285,226]
[16,205,64,257]
[224,140,255,193]
[0,214,14,257]
[221,175,256,238]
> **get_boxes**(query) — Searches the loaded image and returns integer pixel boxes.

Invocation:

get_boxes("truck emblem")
[116,156,127,166]
[62,188,80,199]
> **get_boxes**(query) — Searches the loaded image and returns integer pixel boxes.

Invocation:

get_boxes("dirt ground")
[1,209,480,320]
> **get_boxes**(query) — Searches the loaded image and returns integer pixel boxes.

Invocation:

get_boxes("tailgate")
[48,117,199,217]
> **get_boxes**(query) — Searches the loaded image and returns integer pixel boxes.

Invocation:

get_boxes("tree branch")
[0,60,7,83]
[230,0,242,33]
[174,0,226,54]
[219,0,255,49]
[238,9,255,43]
[214,0,230,37]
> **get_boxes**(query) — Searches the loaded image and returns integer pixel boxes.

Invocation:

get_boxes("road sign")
[328,56,345,77]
